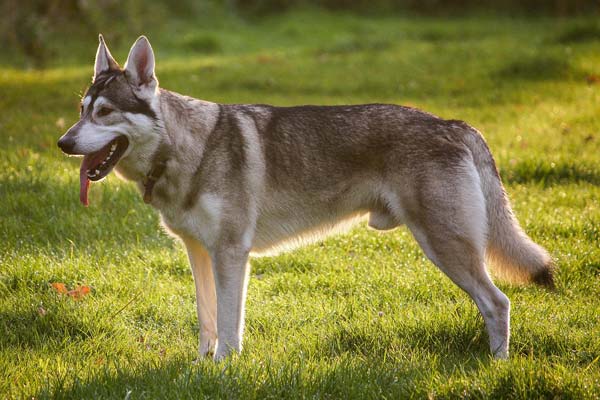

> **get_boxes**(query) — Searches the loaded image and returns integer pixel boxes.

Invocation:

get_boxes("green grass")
[1,10,599,399]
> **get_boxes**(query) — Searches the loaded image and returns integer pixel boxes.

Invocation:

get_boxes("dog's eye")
[97,107,113,117]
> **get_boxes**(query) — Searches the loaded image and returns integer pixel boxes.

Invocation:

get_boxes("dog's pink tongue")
[79,155,92,207]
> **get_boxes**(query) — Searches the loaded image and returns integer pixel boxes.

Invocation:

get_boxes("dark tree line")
[1,0,597,67]
[233,0,599,15]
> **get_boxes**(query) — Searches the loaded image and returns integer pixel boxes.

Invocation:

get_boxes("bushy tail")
[462,128,555,288]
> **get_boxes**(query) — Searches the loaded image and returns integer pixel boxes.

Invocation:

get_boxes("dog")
[57,35,554,361]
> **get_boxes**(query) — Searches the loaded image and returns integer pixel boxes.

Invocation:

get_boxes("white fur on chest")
[159,193,223,250]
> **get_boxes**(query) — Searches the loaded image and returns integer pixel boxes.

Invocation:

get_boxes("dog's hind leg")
[405,165,510,358]
[409,224,511,358]
[183,236,218,359]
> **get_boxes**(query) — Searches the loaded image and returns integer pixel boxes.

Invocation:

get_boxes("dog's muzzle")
[57,136,76,154]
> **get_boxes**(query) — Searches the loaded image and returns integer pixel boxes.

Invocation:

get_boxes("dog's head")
[57,35,162,206]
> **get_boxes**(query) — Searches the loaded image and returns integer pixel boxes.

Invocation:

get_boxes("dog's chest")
[157,192,223,249]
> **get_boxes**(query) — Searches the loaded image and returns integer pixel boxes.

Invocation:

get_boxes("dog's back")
[218,103,474,251]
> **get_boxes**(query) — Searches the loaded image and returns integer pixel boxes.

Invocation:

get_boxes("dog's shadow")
[317,318,492,369]
[27,324,492,399]
[26,316,573,398]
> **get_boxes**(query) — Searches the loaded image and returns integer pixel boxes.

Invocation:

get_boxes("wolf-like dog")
[58,35,554,360]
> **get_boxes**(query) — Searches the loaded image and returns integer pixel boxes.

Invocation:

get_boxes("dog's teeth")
[95,169,100,175]
[101,161,106,165]
[111,144,117,151]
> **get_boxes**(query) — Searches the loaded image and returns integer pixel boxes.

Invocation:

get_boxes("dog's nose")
[57,136,75,153]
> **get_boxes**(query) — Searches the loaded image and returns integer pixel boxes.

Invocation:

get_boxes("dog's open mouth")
[79,136,129,206]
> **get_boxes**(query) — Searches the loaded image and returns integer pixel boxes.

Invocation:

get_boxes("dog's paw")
[213,342,241,362]
[198,332,217,358]
[213,347,229,362]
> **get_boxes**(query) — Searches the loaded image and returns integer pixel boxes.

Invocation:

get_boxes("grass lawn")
[1,10,599,399]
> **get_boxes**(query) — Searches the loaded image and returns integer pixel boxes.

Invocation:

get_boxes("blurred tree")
[0,0,80,66]
[232,0,599,15]
[1,0,598,67]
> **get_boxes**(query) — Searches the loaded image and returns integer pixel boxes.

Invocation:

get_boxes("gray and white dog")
[58,35,554,360]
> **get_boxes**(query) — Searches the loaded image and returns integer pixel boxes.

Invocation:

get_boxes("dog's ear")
[124,36,156,88]
[94,34,119,80]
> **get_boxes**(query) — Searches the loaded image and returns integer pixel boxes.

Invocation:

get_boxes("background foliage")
[1,0,599,67]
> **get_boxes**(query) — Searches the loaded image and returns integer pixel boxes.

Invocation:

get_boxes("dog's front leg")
[212,244,251,361]
[183,236,218,359]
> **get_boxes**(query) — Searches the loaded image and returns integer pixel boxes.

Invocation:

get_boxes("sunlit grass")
[1,11,599,399]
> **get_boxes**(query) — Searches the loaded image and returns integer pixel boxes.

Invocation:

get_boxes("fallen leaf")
[51,283,91,300]
[586,74,599,85]
[51,282,68,294]
[67,285,92,300]
[78,285,91,295]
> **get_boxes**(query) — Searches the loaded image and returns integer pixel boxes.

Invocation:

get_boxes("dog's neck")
[142,139,170,204]
[137,88,220,204]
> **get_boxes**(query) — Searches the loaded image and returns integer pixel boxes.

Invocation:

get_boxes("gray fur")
[58,36,555,361]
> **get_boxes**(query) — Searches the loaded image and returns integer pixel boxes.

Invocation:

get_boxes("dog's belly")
[157,184,405,256]
[250,185,403,255]
[251,207,368,255]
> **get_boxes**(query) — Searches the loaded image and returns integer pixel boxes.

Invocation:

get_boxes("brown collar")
[143,160,167,204]
[143,141,170,204]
